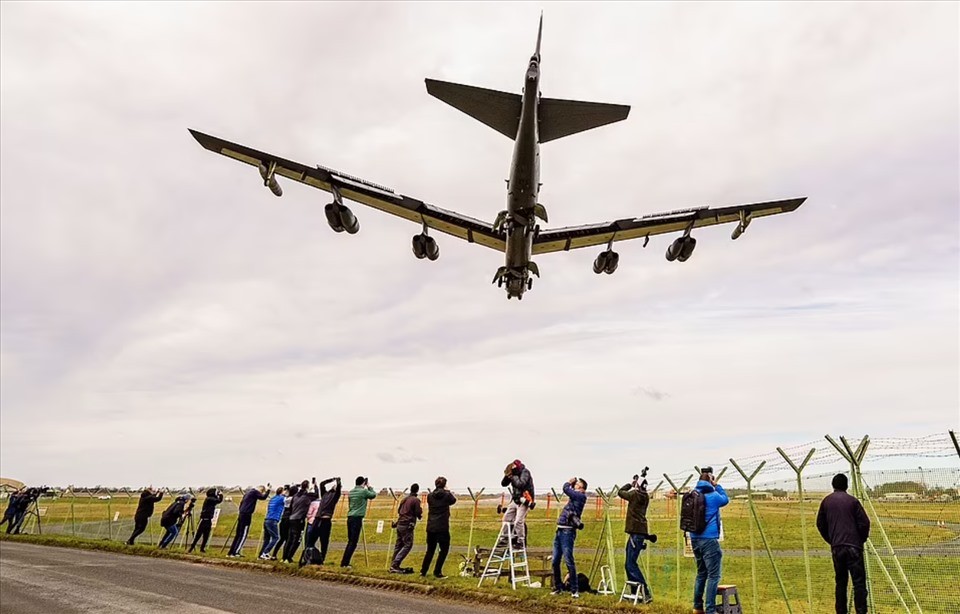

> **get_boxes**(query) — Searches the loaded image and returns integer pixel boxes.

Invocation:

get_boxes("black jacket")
[501,466,535,505]
[199,493,223,520]
[425,490,457,533]
[160,499,185,528]
[238,488,268,515]
[134,491,164,519]
[315,479,342,521]
[289,485,319,521]
[816,491,870,549]
[617,484,650,535]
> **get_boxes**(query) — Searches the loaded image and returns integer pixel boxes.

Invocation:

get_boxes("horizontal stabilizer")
[539,97,630,143]
[425,79,522,140]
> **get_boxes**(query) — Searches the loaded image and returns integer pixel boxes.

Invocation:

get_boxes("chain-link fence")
[4,432,958,613]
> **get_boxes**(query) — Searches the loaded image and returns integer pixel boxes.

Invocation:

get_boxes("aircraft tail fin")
[425,78,521,140]
[538,97,630,143]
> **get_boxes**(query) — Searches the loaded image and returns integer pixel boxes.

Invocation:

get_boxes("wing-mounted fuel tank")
[323,185,360,234]
[258,162,283,197]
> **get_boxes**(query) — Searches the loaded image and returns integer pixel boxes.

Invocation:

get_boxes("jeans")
[158,523,179,549]
[692,538,723,614]
[391,524,415,569]
[552,528,578,593]
[625,533,651,594]
[272,516,289,557]
[832,546,868,614]
[421,529,451,576]
[341,516,363,566]
[127,515,149,544]
[260,519,280,557]
[228,513,252,556]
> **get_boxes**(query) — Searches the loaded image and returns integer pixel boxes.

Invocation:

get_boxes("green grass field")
[16,493,959,613]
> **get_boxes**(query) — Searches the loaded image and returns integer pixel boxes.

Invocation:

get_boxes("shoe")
[269,555,277,561]
[571,592,580,599]
[642,594,654,604]
[389,567,404,574]
[341,565,352,570]
[550,589,563,596]
[433,574,447,579]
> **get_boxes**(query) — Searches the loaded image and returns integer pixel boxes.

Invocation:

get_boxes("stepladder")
[619,580,652,605]
[478,522,531,590]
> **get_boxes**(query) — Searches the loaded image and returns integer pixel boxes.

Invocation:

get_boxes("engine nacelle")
[258,162,282,197]
[266,177,282,197]
[677,237,696,262]
[666,237,684,262]
[593,251,619,274]
[324,203,345,233]
[412,234,439,261]
[338,205,359,234]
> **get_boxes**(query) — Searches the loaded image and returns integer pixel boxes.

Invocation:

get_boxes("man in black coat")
[420,476,457,578]
[816,474,871,614]
[283,479,319,563]
[188,488,223,553]
[127,487,164,545]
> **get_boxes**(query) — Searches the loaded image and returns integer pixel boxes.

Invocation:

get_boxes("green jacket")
[347,486,377,517]
[618,484,650,535]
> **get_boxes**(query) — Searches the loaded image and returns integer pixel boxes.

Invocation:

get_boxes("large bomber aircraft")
[190,16,805,300]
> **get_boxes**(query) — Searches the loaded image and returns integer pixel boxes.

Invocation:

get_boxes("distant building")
[881,492,920,501]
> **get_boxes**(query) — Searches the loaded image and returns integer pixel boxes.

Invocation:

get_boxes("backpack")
[299,546,322,567]
[679,489,707,533]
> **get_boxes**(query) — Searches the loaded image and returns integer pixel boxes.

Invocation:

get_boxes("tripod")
[177,510,196,550]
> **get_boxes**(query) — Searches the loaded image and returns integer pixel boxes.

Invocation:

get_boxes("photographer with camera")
[618,468,656,603]
[258,487,286,559]
[686,467,729,614]
[550,477,588,599]
[188,488,223,553]
[389,483,422,574]
[500,459,535,549]
[227,485,269,557]
[282,479,319,563]
[158,494,190,549]
[303,477,341,565]
[127,486,164,545]
[2,489,24,534]
[270,484,296,560]
[341,476,376,568]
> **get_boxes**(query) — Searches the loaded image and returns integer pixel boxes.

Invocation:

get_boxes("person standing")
[158,495,188,549]
[309,477,341,564]
[618,474,654,603]
[817,473,871,614]
[550,477,588,599]
[283,479,318,563]
[1,489,22,533]
[389,483,423,574]
[127,487,164,545]
[420,476,457,578]
[189,488,223,553]
[500,459,535,548]
[259,487,286,559]
[341,476,377,568]
[270,484,296,560]
[227,485,268,557]
[689,467,729,614]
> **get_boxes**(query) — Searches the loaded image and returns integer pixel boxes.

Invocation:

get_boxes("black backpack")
[679,489,707,533]
[299,546,322,567]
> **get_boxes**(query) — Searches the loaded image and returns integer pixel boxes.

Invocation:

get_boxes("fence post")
[729,458,793,614]
[465,487,484,563]
[777,446,815,613]
[663,473,693,603]
[950,430,960,459]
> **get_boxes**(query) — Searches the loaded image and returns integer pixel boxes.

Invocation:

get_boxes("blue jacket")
[689,480,729,540]
[557,482,588,528]
[265,494,285,521]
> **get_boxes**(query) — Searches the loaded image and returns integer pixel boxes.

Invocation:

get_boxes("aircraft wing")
[189,129,506,252]
[532,197,806,254]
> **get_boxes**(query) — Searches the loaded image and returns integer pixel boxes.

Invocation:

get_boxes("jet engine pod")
[266,177,282,197]
[666,237,684,262]
[593,251,608,274]
[412,234,439,261]
[338,205,360,234]
[677,237,697,262]
[424,236,439,261]
[324,203,345,233]
[412,233,426,259]
[603,251,619,274]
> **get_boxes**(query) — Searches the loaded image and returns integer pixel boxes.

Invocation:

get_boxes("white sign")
[376,520,384,534]
[38,508,47,517]
[113,512,120,522]
[211,508,221,528]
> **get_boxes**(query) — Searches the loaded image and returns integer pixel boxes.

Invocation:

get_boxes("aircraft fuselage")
[501,57,541,299]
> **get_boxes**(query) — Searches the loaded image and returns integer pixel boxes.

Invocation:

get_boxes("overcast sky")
[1,2,957,490]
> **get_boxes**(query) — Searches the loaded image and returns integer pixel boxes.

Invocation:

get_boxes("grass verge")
[0,533,687,613]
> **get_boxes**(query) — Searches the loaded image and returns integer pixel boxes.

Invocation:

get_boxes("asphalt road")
[0,542,517,614]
